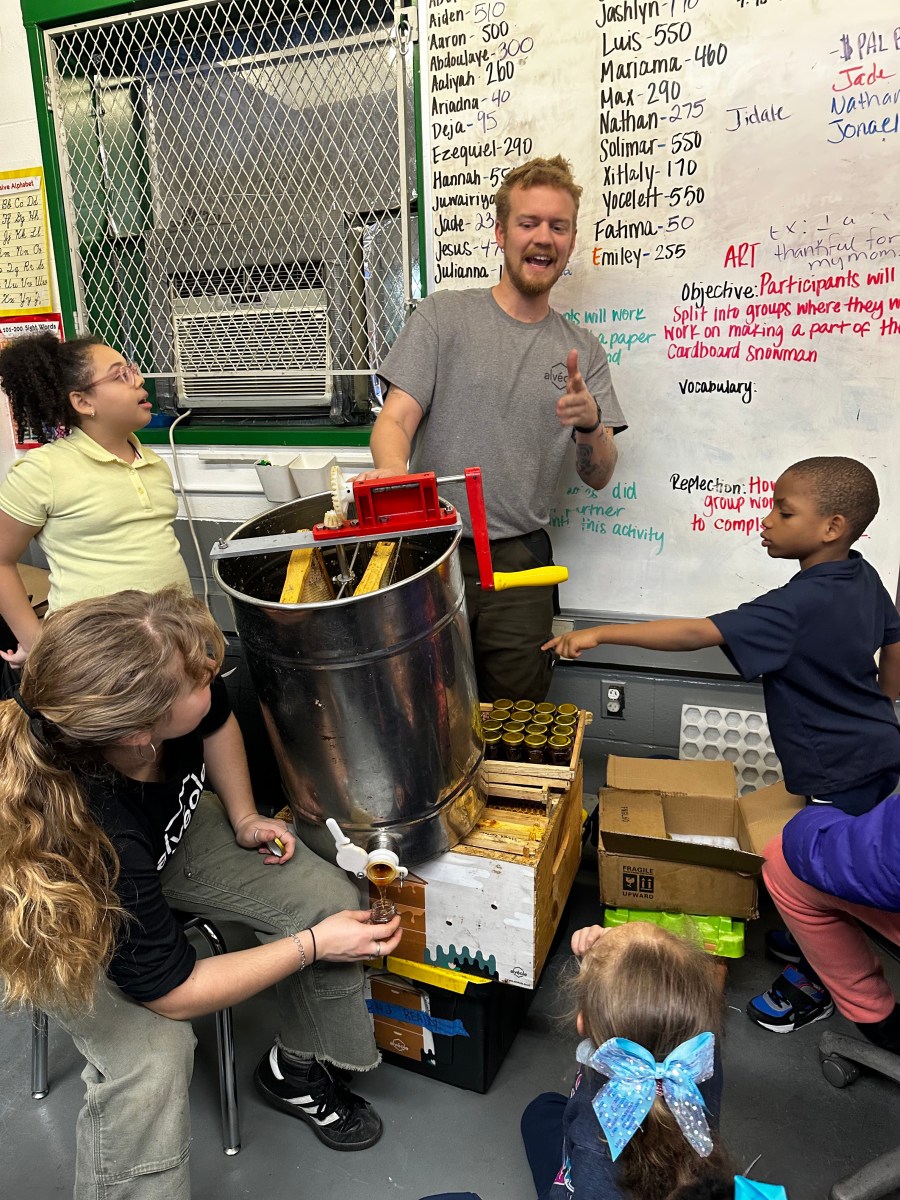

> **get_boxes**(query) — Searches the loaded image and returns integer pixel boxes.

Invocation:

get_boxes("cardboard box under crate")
[478,705,592,804]
[369,760,584,987]
[598,756,804,919]
[366,957,533,1092]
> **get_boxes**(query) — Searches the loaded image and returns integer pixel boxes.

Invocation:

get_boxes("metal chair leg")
[183,917,241,1155]
[31,1007,49,1099]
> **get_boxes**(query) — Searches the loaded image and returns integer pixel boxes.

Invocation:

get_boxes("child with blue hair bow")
[419,923,789,1200]
[520,921,730,1199]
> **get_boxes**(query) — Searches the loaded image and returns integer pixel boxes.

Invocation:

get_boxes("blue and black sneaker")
[764,928,803,965]
[747,966,834,1033]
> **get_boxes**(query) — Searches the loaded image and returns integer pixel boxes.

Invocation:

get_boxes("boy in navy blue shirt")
[544,456,900,1032]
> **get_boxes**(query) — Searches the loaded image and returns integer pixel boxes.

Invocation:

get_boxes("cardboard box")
[598,756,804,919]
[0,565,50,652]
[366,957,533,1092]
[369,973,432,1061]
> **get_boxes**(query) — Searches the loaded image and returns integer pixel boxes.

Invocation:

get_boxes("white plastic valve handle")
[326,817,349,848]
[325,818,368,877]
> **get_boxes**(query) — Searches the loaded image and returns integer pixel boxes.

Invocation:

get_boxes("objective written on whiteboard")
[664,267,899,365]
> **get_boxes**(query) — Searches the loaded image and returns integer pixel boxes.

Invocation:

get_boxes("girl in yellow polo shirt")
[0,333,190,664]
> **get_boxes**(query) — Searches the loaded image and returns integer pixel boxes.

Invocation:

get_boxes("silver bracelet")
[291,930,307,970]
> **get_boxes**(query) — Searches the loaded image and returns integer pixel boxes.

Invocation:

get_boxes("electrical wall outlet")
[603,681,626,719]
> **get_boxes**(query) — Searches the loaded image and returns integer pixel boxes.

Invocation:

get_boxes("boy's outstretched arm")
[878,639,900,703]
[543,618,724,660]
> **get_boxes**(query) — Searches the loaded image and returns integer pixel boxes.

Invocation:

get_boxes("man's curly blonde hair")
[494,154,583,231]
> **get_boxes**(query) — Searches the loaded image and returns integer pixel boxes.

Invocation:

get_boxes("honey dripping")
[368,862,398,923]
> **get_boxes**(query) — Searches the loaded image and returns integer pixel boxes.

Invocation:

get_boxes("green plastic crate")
[602,907,745,958]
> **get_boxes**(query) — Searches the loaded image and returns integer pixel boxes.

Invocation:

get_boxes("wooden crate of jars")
[478,701,592,803]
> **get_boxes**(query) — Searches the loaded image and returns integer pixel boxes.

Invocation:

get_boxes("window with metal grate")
[43,0,418,417]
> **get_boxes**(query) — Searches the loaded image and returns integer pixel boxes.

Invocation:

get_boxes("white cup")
[289,452,338,497]
[255,459,300,503]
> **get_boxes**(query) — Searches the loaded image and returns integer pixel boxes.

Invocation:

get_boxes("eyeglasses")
[85,360,141,389]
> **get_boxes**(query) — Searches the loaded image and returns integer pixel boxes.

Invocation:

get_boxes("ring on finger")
[253,829,260,843]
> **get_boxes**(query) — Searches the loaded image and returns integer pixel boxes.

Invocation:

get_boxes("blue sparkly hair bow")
[586,1031,715,1162]
[735,1178,788,1200]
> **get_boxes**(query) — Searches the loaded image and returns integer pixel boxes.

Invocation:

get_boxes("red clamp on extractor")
[314,466,566,590]
[313,471,459,541]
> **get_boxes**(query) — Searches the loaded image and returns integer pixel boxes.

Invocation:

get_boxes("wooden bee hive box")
[370,760,584,988]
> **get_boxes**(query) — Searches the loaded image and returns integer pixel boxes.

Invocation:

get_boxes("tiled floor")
[4,842,900,1200]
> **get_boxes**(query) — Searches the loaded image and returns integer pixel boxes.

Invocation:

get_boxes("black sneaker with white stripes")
[254,1046,383,1151]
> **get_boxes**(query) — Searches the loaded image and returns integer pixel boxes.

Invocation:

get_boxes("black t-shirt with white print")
[86,676,231,1003]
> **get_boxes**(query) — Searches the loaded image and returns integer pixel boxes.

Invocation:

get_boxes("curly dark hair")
[786,456,880,542]
[0,333,106,443]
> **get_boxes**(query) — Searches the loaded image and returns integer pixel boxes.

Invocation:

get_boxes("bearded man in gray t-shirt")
[360,155,627,703]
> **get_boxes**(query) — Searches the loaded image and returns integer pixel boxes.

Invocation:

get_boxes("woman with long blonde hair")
[0,587,401,1200]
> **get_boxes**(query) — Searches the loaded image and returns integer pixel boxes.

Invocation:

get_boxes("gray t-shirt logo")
[545,362,568,390]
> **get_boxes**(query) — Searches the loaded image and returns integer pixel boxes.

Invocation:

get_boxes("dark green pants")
[460,531,556,704]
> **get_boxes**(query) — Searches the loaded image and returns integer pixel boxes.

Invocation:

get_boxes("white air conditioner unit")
[170,270,332,410]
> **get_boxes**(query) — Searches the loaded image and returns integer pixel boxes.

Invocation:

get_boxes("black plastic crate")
[368,958,534,1093]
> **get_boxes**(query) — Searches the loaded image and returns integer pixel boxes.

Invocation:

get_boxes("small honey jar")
[524,733,547,764]
[369,898,397,924]
[501,731,526,762]
[484,730,502,759]
[547,734,572,766]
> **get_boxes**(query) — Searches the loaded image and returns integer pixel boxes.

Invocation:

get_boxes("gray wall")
[546,648,765,796]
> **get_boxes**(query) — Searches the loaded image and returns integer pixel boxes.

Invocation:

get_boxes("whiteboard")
[419,0,900,615]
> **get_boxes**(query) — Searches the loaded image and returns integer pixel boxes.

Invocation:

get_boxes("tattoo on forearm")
[576,441,612,490]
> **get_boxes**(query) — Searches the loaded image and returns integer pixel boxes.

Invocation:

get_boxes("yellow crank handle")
[491,566,569,591]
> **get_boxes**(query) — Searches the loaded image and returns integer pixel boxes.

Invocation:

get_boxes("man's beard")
[503,253,564,297]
